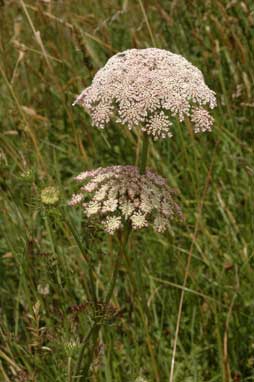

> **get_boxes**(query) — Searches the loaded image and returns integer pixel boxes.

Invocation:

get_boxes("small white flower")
[83,181,99,193]
[86,201,101,217]
[75,170,94,181]
[145,111,172,140]
[131,212,148,229]
[162,93,190,121]
[68,193,84,206]
[140,197,153,214]
[94,184,109,201]
[191,107,214,133]
[102,198,118,213]
[91,101,113,128]
[120,200,135,218]
[153,215,168,233]
[161,199,173,217]
[104,216,122,234]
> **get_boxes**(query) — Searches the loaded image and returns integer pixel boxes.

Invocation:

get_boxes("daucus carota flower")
[104,216,122,234]
[191,107,214,133]
[73,48,216,140]
[41,186,59,205]
[69,165,183,234]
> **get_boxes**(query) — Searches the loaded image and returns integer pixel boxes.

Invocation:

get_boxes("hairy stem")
[105,226,131,304]
[139,133,149,174]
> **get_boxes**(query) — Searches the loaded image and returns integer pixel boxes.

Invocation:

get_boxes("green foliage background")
[0,1,254,381]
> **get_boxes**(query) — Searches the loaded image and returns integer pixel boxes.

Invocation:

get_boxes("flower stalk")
[139,133,149,175]
[105,225,131,304]
[73,225,131,381]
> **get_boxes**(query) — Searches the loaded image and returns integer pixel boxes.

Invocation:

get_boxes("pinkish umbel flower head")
[73,48,216,140]
[69,165,183,235]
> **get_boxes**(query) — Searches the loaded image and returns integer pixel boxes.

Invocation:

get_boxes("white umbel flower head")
[130,212,149,230]
[41,186,59,205]
[104,216,122,234]
[74,48,216,140]
[191,107,214,133]
[69,165,183,234]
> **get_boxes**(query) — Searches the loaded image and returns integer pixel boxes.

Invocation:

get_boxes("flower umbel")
[41,186,59,205]
[74,48,216,139]
[191,107,214,133]
[69,166,183,234]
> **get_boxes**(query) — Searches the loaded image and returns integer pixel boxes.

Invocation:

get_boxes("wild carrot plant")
[70,48,216,381]
[2,2,254,381]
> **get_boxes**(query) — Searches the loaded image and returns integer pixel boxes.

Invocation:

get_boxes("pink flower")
[74,48,216,139]
[69,166,183,234]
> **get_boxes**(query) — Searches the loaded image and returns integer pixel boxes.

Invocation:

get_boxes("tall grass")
[0,1,254,381]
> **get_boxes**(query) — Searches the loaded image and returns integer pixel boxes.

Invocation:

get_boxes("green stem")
[44,213,62,287]
[139,134,149,174]
[64,214,97,302]
[73,226,131,381]
[122,248,160,382]
[105,226,131,304]
[73,323,98,381]
[137,133,151,318]
[79,325,100,381]
[67,357,72,382]
[133,252,150,319]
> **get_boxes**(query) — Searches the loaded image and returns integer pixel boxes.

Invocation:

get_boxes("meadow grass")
[0,1,254,381]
